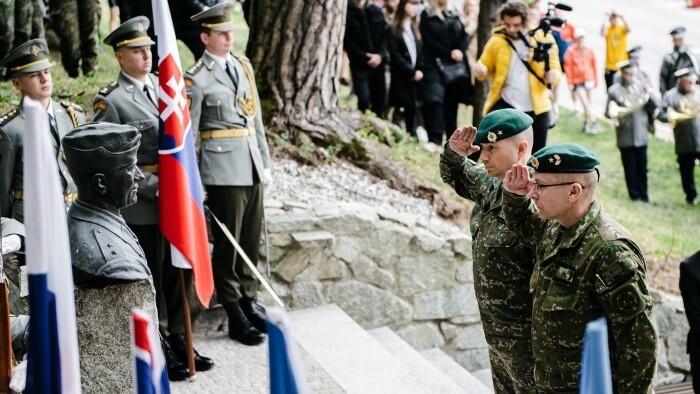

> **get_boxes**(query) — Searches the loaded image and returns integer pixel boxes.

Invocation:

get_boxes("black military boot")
[239,297,267,333]
[224,302,265,346]
[167,333,215,372]
[161,339,189,381]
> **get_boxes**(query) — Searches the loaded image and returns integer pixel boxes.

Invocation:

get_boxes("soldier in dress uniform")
[0,38,84,222]
[607,60,657,202]
[187,2,271,346]
[502,143,658,393]
[659,68,700,205]
[440,109,536,392]
[659,26,699,95]
[93,17,213,380]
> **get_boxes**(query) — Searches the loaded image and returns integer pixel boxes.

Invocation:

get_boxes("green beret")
[474,109,533,144]
[528,143,600,173]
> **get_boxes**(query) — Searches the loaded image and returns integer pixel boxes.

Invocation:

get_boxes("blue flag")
[580,316,613,394]
[267,308,309,394]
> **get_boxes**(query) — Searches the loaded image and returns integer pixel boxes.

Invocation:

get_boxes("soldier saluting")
[93,17,214,380]
[0,39,84,222]
[186,3,271,346]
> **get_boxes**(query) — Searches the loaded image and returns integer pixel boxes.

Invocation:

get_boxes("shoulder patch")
[596,249,639,294]
[0,109,19,127]
[184,77,194,87]
[99,80,120,96]
[93,101,108,112]
[186,60,204,76]
[606,281,647,320]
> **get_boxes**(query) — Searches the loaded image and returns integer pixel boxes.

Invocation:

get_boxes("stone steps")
[420,348,492,393]
[291,303,475,393]
[367,327,466,393]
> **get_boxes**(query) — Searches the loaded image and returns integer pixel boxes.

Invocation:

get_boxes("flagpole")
[178,269,197,380]
[0,280,12,391]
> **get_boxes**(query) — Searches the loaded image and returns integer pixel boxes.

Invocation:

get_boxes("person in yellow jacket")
[473,0,561,154]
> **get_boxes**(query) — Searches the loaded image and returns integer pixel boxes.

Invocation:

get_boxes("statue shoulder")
[0,109,20,128]
[98,80,120,97]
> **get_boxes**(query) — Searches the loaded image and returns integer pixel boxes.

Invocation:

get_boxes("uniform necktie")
[143,85,158,109]
[225,62,238,87]
[48,113,59,145]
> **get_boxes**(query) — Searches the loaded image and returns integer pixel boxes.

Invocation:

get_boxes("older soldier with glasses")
[440,108,536,392]
[501,143,658,392]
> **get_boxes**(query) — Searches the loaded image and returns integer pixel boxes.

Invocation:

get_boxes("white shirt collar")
[46,99,55,118]
[122,72,154,93]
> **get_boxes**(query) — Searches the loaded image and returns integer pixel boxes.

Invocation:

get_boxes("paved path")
[554,0,700,141]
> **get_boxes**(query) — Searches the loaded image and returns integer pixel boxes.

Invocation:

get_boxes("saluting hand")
[448,125,480,157]
[503,164,534,196]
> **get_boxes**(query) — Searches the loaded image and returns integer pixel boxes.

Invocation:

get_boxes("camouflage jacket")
[502,191,658,393]
[440,146,534,338]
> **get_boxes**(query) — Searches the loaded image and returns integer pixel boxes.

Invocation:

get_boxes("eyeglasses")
[532,181,586,194]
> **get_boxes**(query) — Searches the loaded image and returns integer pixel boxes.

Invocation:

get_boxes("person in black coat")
[680,250,700,392]
[388,0,423,137]
[344,0,388,117]
[420,0,470,145]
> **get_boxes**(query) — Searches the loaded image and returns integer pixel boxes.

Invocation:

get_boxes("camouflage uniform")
[502,192,658,393]
[49,0,99,76]
[0,0,15,78]
[440,147,536,393]
[31,0,45,40]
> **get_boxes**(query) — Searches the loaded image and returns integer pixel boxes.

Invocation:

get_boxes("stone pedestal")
[75,279,157,393]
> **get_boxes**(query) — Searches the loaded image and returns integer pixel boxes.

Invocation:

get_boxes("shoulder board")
[186,60,205,76]
[0,109,19,127]
[232,53,251,64]
[61,100,83,112]
[99,80,120,96]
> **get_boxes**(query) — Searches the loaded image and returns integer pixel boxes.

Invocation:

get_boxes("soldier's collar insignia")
[487,132,497,142]
[531,157,539,169]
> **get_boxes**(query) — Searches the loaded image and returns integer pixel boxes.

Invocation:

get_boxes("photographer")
[473,0,561,153]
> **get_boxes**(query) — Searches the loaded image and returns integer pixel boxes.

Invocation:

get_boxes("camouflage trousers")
[0,0,45,59]
[486,335,537,394]
[49,0,99,77]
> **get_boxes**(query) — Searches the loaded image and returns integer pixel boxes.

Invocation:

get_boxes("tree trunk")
[243,0,358,145]
[473,0,508,126]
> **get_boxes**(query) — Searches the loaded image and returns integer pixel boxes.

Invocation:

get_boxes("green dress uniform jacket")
[93,72,160,225]
[502,192,658,393]
[660,86,700,155]
[185,51,270,185]
[0,100,84,221]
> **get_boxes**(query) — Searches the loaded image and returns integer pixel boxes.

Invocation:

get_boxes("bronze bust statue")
[62,122,151,287]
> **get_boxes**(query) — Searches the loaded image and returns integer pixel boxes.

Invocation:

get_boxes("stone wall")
[259,199,690,382]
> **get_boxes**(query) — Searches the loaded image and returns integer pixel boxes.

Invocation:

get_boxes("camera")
[523,3,571,66]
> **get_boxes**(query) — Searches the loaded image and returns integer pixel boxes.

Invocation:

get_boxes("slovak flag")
[131,309,170,394]
[22,97,81,393]
[267,308,310,394]
[152,0,214,307]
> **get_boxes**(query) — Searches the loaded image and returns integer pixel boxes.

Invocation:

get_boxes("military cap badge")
[487,132,497,142]
[137,22,144,33]
[554,154,561,165]
[530,157,539,169]
[30,44,40,56]
[223,6,231,17]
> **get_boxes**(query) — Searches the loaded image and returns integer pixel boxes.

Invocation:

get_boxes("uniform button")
[217,146,221,151]
[217,100,221,105]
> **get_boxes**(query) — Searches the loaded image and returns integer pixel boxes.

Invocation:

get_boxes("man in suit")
[680,250,700,392]
[0,38,84,222]
[187,2,271,346]
[93,17,213,380]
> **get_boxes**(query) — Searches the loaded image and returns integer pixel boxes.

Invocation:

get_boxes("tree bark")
[243,0,358,145]
[473,0,508,126]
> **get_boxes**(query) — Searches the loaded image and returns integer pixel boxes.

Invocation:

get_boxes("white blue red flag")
[580,317,613,394]
[152,0,214,307]
[131,309,170,394]
[267,308,310,394]
[22,97,81,393]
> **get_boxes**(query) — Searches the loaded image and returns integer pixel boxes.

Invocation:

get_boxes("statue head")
[62,122,144,212]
